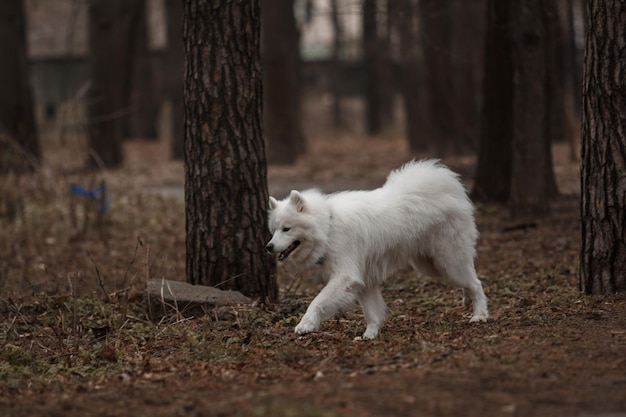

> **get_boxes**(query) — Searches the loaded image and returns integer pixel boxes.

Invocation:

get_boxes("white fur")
[266,160,488,340]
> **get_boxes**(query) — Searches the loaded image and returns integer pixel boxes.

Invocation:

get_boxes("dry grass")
[2,131,625,417]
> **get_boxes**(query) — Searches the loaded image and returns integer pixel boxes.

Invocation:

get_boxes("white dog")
[266,160,488,340]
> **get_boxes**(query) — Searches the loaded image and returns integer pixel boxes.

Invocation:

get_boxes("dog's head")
[266,190,323,266]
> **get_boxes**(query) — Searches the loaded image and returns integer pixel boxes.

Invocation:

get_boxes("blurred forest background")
[4,4,626,416]
[2,0,583,175]
[0,0,587,297]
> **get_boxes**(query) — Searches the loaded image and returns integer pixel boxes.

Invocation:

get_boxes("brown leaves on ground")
[1,137,625,417]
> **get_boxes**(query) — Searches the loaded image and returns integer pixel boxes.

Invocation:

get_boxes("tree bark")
[509,0,557,218]
[87,0,130,168]
[392,0,428,152]
[580,0,626,294]
[362,0,381,135]
[183,0,277,302]
[165,0,185,159]
[330,0,343,128]
[362,0,394,136]
[559,0,582,161]
[262,0,305,165]
[419,0,455,154]
[451,0,485,150]
[126,0,159,140]
[542,1,561,197]
[472,0,513,203]
[0,0,39,173]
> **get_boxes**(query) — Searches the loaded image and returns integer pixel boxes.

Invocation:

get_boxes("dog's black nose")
[265,243,274,253]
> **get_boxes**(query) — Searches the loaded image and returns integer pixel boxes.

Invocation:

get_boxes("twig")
[87,250,111,302]
[67,273,78,335]
[144,238,152,320]
[1,300,21,339]
[87,147,107,172]
[144,237,150,282]
[283,271,303,299]
[155,278,191,323]
[213,271,248,289]
[155,316,194,338]
[164,278,181,320]
[121,237,141,288]
[108,286,132,299]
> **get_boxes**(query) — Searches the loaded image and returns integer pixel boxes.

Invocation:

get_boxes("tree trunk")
[508,0,556,218]
[87,0,130,168]
[165,0,185,160]
[126,0,159,140]
[559,0,582,161]
[472,0,513,203]
[542,1,561,198]
[262,0,305,165]
[392,0,428,152]
[451,0,485,150]
[183,0,277,302]
[330,0,343,128]
[580,0,626,294]
[567,0,583,116]
[419,0,455,154]
[0,0,39,173]
[362,0,381,135]
[377,3,395,130]
[362,0,394,136]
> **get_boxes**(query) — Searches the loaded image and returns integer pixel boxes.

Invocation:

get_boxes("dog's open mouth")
[278,241,301,261]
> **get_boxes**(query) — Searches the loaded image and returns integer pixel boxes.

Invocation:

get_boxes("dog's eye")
[282,227,291,232]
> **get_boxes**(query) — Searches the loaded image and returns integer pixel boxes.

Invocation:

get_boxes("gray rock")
[143,278,252,321]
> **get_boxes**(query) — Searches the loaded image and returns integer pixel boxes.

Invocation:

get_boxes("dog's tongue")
[278,241,300,261]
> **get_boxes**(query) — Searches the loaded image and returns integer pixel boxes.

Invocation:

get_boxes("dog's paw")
[354,326,379,341]
[469,313,488,323]
[294,316,319,335]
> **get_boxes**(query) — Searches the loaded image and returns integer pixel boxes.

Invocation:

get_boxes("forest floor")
[1,134,626,417]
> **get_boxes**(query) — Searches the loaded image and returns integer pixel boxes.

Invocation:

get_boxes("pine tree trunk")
[580,1,626,294]
[262,0,305,165]
[451,0,485,150]
[330,0,343,128]
[126,0,159,140]
[419,0,455,154]
[183,0,277,302]
[0,0,39,173]
[87,0,129,168]
[165,0,185,159]
[509,0,556,218]
[362,0,381,135]
[393,0,428,152]
[472,0,513,203]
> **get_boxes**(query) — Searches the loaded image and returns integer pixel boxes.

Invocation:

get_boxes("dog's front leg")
[357,285,387,340]
[295,275,362,335]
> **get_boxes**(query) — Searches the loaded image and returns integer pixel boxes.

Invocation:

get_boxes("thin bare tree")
[0,0,40,173]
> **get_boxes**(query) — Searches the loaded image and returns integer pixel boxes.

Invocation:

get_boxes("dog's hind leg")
[465,279,488,323]
[356,285,387,340]
[439,260,489,323]
[462,288,472,308]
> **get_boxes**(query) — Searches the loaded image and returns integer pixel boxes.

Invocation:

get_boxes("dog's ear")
[269,196,278,210]
[289,190,306,213]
